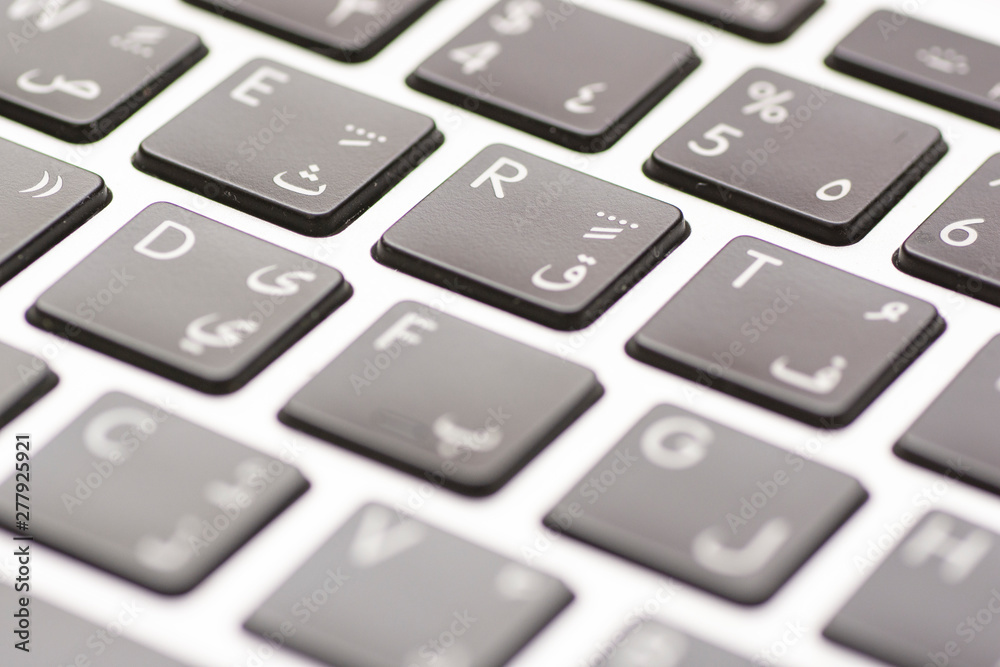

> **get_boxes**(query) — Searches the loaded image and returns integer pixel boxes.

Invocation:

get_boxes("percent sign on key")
[742,81,794,124]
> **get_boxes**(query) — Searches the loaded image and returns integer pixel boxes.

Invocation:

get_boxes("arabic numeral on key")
[940,218,985,247]
[688,124,744,157]
[816,179,852,202]
[449,41,502,75]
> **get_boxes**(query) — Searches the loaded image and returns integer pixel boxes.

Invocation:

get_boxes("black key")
[29,203,351,393]
[642,0,822,43]
[644,68,946,245]
[184,0,441,63]
[0,1,206,143]
[281,301,602,495]
[896,335,1000,495]
[0,586,191,665]
[0,392,308,594]
[546,405,865,604]
[627,236,943,427]
[605,621,753,666]
[828,11,1000,129]
[247,503,572,667]
[376,145,689,330]
[408,0,698,152]
[0,341,57,428]
[135,59,441,236]
[826,512,1000,667]
[0,137,109,284]
[896,154,1000,306]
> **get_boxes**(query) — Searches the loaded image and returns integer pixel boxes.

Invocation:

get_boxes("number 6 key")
[896,154,1000,307]
[645,68,947,245]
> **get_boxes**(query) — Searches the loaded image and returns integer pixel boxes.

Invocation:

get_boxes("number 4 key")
[409,0,698,152]
[645,68,946,245]
[896,154,1000,307]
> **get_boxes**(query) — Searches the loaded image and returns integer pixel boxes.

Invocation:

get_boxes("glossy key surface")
[184,0,441,62]
[605,621,754,666]
[409,0,698,152]
[546,404,866,603]
[0,586,191,665]
[826,512,1000,667]
[246,503,573,667]
[896,335,1000,496]
[628,236,943,426]
[135,59,442,236]
[0,340,57,428]
[0,0,206,142]
[281,301,603,494]
[645,68,946,244]
[29,203,351,393]
[642,0,823,43]
[0,137,109,285]
[0,392,309,594]
[897,154,1000,307]
[828,11,1000,129]
[376,144,689,330]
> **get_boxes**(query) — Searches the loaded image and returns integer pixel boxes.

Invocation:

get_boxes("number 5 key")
[645,68,947,245]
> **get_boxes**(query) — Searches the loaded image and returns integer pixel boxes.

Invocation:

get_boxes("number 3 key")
[645,68,946,245]
[896,154,1000,307]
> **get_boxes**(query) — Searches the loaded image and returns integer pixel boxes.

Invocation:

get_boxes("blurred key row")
[5,380,1000,664]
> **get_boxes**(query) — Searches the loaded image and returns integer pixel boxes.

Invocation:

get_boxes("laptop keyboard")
[3,1,1000,665]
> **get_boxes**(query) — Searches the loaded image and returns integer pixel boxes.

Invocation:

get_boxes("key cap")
[0,137,109,285]
[546,405,865,604]
[28,203,351,394]
[644,68,946,245]
[408,0,698,153]
[0,392,308,594]
[135,59,441,236]
[828,11,1000,129]
[375,145,689,330]
[0,341,57,428]
[0,0,206,143]
[896,154,1000,306]
[605,621,754,666]
[280,301,603,495]
[246,503,572,666]
[184,0,441,63]
[825,512,1000,666]
[642,0,822,43]
[0,586,191,665]
[627,236,943,427]
[895,335,1000,495]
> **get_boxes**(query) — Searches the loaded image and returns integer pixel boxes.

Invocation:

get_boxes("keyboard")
[3,0,1000,665]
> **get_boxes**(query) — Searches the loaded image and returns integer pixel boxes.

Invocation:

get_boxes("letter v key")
[349,506,427,568]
